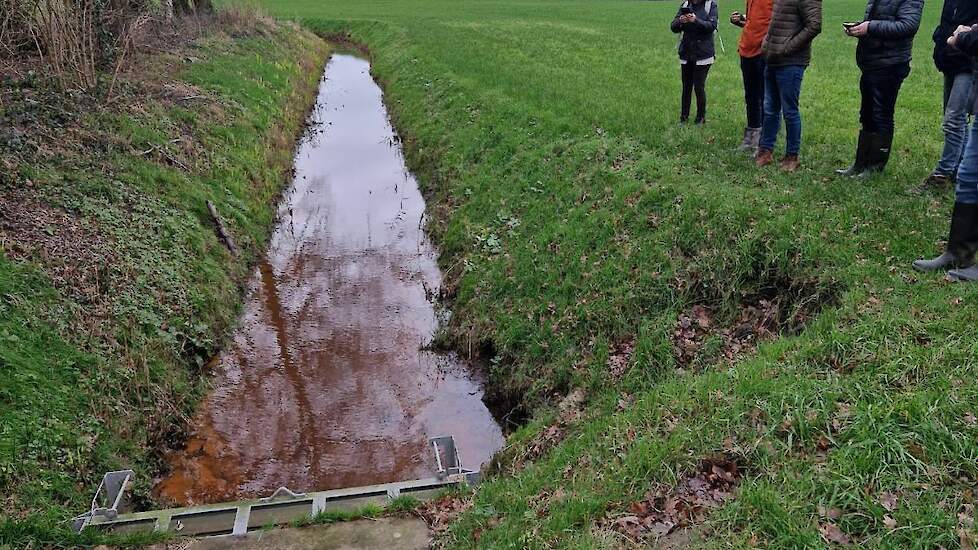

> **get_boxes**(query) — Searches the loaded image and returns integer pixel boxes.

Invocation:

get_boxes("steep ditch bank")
[155,52,503,505]
[0,15,329,546]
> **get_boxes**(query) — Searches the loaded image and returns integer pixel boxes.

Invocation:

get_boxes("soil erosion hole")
[155,53,504,505]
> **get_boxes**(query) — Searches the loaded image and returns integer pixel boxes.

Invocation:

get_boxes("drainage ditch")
[155,53,505,505]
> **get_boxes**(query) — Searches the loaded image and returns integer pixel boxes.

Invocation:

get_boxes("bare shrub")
[1,0,220,90]
[30,0,103,88]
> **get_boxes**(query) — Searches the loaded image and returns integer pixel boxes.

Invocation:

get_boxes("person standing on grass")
[672,0,719,125]
[730,0,773,152]
[914,23,978,282]
[835,0,923,178]
[754,0,821,172]
[916,0,978,193]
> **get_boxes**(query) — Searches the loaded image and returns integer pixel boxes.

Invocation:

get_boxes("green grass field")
[244,0,978,547]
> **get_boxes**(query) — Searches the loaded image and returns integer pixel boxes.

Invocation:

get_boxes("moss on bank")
[0,16,327,547]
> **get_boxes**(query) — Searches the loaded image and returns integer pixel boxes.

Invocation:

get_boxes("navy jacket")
[671,0,719,64]
[856,0,924,71]
[934,0,978,75]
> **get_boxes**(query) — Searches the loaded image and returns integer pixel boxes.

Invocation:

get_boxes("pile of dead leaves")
[673,299,782,368]
[607,338,636,380]
[673,305,714,366]
[612,455,741,542]
[416,492,473,535]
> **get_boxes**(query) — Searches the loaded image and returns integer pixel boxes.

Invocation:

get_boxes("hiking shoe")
[948,265,978,281]
[755,148,774,167]
[779,154,800,173]
[913,172,954,195]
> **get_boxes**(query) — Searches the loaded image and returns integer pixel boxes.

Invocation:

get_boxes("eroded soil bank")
[156,53,504,505]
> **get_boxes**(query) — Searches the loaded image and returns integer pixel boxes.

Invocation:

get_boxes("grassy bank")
[252,0,978,547]
[0,15,327,547]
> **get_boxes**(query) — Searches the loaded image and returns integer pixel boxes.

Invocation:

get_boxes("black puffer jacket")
[856,0,924,71]
[934,0,978,75]
[762,0,822,67]
[671,0,719,64]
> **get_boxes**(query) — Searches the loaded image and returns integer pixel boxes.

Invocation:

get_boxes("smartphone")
[680,6,694,15]
[842,21,861,29]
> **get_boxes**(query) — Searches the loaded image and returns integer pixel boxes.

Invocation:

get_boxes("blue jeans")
[759,65,806,156]
[956,123,978,204]
[936,71,975,176]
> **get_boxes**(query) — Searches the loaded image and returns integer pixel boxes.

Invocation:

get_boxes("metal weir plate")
[75,436,477,538]
[84,475,475,537]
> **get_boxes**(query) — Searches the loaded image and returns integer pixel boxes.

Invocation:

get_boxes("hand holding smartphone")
[843,21,867,37]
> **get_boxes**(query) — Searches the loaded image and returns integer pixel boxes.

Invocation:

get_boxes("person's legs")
[858,64,909,174]
[776,65,805,158]
[742,56,765,129]
[680,63,693,123]
[956,125,978,205]
[758,66,782,155]
[693,64,710,124]
[935,71,975,177]
[837,70,875,176]
[858,70,877,133]
[916,123,978,274]
[868,64,909,136]
[948,127,978,279]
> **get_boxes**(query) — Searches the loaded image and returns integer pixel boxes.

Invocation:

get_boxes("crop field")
[247,0,978,547]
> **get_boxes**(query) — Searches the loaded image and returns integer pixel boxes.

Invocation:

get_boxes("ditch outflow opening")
[155,53,504,505]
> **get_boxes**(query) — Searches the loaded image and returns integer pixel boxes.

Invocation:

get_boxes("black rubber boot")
[857,132,893,176]
[913,202,978,272]
[835,130,871,177]
[736,128,761,153]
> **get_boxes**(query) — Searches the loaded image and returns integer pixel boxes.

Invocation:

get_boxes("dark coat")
[762,0,822,67]
[856,0,923,71]
[671,0,719,64]
[950,25,978,114]
[934,0,978,75]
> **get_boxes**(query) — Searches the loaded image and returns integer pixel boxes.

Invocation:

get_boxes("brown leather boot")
[779,154,800,173]
[755,148,774,167]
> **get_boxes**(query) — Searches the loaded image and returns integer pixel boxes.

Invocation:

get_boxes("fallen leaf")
[818,505,843,520]
[879,491,898,512]
[819,522,851,546]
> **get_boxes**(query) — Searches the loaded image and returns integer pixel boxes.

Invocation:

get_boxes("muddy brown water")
[155,53,504,505]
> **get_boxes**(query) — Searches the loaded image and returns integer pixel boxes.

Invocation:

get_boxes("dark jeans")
[680,63,711,123]
[935,71,975,176]
[740,55,766,129]
[759,65,806,156]
[859,63,911,136]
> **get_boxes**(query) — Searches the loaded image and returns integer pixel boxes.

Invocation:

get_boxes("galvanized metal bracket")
[71,469,134,533]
